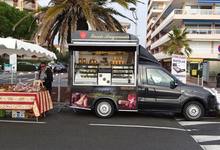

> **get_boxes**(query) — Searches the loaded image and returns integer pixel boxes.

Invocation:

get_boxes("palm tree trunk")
[77,17,88,30]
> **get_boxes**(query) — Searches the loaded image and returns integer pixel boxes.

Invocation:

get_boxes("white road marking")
[201,145,220,150]
[192,135,220,143]
[178,121,220,126]
[89,123,186,131]
[177,119,220,150]
[0,120,46,124]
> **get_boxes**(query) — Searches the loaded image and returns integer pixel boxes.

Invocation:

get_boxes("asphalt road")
[1,109,220,150]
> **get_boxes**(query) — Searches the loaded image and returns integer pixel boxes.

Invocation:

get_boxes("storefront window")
[73,51,135,86]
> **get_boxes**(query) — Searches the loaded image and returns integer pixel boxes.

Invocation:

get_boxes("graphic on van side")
[71,87,137,110]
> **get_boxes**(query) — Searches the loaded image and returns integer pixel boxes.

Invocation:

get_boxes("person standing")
[38,62,53,94]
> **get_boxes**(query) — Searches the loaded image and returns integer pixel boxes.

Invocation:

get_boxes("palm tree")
[162,27,192,57]
[14,0,138,52]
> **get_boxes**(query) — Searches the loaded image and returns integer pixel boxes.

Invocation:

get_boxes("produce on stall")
[0,80,53,120]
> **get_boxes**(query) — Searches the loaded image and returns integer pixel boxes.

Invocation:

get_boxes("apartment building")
[146,0,170,51]
[147,0,220,81]
[1,0,38,11]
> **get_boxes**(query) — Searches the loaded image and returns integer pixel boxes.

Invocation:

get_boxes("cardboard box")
[12,110,25,118]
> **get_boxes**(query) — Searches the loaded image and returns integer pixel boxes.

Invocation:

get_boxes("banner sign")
[9,54,17,73]
[171,55,187,83]
[198,0,220,3]
[71,31,137,42]
[4,64,12,72]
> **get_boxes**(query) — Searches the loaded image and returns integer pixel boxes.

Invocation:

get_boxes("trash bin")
[216,73,220,88]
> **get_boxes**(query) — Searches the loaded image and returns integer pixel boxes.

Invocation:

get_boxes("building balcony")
[147,8,164,20]
[151,9,220,39]
[146,30,152,39]
[151,33,170,50]
[150,28,220,50]
[175,9,220,16]
[153,51,171,60]
[147,40,152,47]
[186,28,220,41]
[146,17,157,30]
[148,0,170,11]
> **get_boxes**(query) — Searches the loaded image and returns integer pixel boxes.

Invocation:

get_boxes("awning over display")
[0,37,57,60]
[139,46,160,65]
[69,31,138,48]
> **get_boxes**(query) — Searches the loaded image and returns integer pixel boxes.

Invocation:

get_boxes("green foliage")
[24,0,138,53]
[17,62,37,71]
[162,27,192,57]
[0,2,36,40]
[49,46,69,63]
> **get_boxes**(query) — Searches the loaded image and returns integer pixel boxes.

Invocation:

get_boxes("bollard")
[34,71,38,80]
[10,72,13,84]
[57,73,61,103]
[201,76,204,87]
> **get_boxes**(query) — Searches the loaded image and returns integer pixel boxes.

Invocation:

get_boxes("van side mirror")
[170,80,178,89]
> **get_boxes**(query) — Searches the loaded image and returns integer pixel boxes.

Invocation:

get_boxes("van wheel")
[95,100,115,118]
[183,101,204,121]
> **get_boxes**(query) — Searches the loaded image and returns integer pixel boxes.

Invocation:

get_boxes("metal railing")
[186,28,220,34]
[174,9,220,15]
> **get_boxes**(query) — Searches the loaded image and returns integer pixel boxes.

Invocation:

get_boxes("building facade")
[147,0,220,82]
[1,0,38,11]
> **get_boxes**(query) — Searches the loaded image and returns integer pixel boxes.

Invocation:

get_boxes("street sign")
[4,64,12,72]
[9,54,17,73]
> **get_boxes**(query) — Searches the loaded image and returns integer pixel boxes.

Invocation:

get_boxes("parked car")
[204,88,220,113]
[53,63,67,73]
[17,62,37,72]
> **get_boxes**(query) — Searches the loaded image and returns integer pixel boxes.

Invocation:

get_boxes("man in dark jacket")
[39,62,53,94]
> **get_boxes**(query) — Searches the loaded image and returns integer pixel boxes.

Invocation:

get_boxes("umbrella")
[0,37,57,60]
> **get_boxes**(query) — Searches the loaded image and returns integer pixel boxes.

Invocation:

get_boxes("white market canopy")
[0,37,57,60]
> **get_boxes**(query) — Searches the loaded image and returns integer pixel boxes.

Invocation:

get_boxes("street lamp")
[130,7,138,36]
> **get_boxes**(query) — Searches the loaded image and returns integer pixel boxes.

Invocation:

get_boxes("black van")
[68,31,217,120]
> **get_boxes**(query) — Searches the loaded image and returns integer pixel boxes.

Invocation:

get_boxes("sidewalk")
[186,76,220,93]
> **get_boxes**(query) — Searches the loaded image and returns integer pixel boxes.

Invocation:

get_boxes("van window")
[146,68,174,87]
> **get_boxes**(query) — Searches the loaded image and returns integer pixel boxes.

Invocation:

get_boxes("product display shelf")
[74,64,99,84]
[111,64,134,77]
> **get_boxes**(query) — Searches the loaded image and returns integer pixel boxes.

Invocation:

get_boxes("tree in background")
[15,0,138,52]
[0,2,37,40]
[162,27,192,57]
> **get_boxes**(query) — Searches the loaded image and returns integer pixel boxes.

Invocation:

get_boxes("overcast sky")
[38,0,147,47]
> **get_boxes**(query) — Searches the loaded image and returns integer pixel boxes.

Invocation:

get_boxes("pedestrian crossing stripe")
[192,135,220,143]
[178,121,220,126]
[201,145,220,150]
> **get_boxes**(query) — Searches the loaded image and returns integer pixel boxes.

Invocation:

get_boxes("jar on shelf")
[83,58,86,64]
[79,58,82,64]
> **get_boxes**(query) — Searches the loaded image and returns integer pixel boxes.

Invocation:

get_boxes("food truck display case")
[68,31,139,114]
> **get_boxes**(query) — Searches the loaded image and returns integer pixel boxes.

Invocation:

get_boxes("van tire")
[183,101,204,121]
[95,99,115,118]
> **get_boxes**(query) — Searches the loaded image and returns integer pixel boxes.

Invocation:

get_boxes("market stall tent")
[0,37,57,60]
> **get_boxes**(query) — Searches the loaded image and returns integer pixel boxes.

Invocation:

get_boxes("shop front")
[68,31,138,111]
